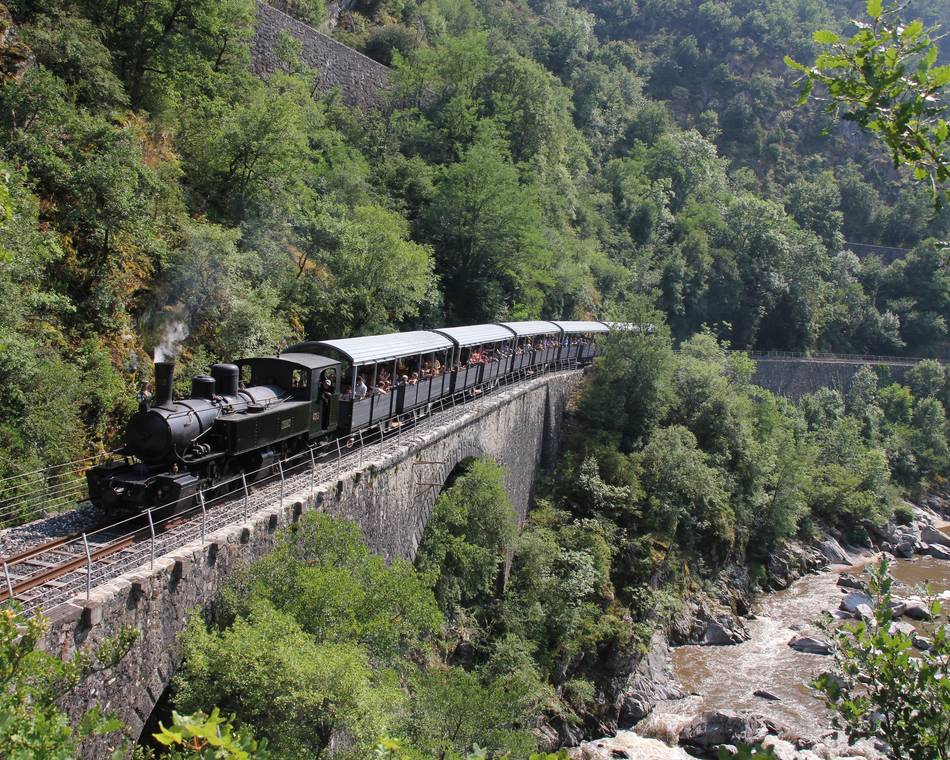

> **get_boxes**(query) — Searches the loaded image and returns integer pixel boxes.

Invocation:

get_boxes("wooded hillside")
[1,0,947,478]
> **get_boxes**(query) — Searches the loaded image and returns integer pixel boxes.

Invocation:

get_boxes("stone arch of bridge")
[409,437,488,557]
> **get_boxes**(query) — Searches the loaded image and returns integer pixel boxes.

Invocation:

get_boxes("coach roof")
[288,331,453,365]
[550,320,609,334]
[496,320,562,337]
[431,324,516,347]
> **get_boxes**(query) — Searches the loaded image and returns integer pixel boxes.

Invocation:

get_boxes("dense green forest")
[0,0,948,481]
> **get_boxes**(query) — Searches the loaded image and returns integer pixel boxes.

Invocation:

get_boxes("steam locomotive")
[86,320,638,514]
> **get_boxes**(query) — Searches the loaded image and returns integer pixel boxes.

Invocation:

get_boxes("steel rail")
[0,534,136,602]
[0,529,92,566]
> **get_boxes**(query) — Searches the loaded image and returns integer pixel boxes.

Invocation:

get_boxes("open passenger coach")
[86,320,627,514]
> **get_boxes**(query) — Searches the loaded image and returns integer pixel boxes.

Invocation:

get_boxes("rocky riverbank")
[568,499,950,759]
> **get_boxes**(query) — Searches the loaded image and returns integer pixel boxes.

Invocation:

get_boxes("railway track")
[0,453,328,608]
[0,525,142,604]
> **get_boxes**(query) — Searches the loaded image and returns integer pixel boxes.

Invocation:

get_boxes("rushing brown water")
[654,530,950,746]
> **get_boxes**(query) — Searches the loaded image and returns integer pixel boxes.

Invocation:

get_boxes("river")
[648,535,950,750]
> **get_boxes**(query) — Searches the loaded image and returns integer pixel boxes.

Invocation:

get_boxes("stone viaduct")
[42,371,583,757]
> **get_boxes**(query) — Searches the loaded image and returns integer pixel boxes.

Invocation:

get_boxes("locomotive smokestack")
[154,361,175,407]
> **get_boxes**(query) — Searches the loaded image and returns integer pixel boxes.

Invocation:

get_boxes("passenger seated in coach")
[354,375,368,399]
[400,375,409,385]
[431,357,442,374]
[340,384,353,401]
[409,372,419,385]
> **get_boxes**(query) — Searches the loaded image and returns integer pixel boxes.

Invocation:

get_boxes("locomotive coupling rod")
[82,533,92,601]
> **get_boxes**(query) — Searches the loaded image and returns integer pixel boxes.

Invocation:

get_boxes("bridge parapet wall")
[41,370,582,757]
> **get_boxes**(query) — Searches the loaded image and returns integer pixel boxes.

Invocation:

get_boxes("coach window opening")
[320,367,336,394]
[239,364,252,389]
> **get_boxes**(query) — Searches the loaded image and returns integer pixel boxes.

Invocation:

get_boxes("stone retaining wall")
[750,358,913,399]
[42,371,583,756]
[252,1,391,110]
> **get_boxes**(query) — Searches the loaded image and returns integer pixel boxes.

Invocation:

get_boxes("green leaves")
[933,66,950,89]
[813,559,950,759]
[153,708,269,759]
[0,608,124,757]
[788,2,950,206]
[812,30,839,45]
[783,55,806,72]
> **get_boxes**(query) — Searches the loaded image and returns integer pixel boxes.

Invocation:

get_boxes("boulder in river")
[702,618,750,646]
[920,523,950,547]
[839,591,873,613]
[788,634,833,655]
[854,603,874,621]
[567,731,693,760]
[926,542,950,560]
[900,600,933,621]
[679,709,775,749]
[894,541,915,559]
[836,573,866,590]
[817,537,851,564]
[753,689,781,701]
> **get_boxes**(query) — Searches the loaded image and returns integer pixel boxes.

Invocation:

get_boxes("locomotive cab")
[233,353,341,441]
